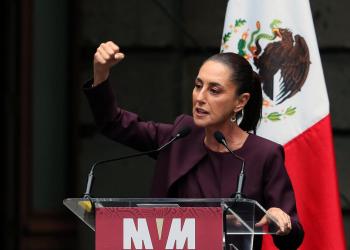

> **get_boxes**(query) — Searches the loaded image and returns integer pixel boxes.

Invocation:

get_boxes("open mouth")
[195,107,209,116]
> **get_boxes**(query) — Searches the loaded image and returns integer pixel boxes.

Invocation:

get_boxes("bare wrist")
[93,73,109,86]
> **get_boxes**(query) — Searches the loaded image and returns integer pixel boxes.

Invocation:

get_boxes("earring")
[230,113,237,123]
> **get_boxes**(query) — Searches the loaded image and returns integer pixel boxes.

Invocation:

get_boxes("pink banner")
[96,207,223,250]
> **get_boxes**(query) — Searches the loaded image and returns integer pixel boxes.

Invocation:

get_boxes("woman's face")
[192,60,242,128]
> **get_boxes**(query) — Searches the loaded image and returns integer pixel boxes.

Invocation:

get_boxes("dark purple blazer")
[84,80,304,249]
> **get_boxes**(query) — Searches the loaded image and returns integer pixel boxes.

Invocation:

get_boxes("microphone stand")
[83,127,191,199]
[214,131,246,199]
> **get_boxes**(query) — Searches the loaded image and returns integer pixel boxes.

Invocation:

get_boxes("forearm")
[83,79,175,153]
[83,78,121,131]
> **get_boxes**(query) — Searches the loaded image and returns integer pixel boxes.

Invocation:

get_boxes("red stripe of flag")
[263,115,346,249]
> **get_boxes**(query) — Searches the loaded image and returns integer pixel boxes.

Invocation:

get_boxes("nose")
[195,88,206,104]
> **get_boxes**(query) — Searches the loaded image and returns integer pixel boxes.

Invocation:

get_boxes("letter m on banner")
[165,218,195,249]
[123,218,153,249]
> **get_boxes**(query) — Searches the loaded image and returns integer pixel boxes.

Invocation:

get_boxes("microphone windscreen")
[214,131,225,144]
[176,126,192,138]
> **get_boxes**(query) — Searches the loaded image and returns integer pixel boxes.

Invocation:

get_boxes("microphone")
[214,131,245,199]
[83,126,191,198]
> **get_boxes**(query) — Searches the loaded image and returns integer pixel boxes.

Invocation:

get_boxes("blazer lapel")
[166,127,207,194]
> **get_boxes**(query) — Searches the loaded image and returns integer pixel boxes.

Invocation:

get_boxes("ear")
[234,93,250,113]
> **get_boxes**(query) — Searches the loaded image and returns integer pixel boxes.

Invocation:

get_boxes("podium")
[64,197,279,250]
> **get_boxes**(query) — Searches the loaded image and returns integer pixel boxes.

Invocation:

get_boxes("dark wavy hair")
[205,52,262,133]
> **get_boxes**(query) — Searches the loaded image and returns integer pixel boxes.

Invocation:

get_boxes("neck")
[204,122,247,152]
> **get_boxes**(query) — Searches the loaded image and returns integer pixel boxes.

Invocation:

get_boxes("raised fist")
[93,41,125,85]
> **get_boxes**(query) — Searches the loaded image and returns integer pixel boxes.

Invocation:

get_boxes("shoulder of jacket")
[173,114,204,138]
[248,133,284,153]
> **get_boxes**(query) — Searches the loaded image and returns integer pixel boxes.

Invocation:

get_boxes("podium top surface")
[64,197,279,234]
[65,197,265,205]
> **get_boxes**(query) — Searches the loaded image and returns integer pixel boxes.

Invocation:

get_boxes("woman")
[84,41,304,249]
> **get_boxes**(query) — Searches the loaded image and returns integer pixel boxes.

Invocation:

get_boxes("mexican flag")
[221,0,346,249]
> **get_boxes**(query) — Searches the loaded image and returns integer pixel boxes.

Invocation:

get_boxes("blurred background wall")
[2,0,349,249]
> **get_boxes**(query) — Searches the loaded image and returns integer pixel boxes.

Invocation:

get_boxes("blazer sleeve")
[83,79,183,155]
[263,144,304,249]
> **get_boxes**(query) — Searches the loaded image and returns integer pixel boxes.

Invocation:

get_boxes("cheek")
[211,98,234,116]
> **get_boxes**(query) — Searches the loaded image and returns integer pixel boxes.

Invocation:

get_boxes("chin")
[193,116,210,128]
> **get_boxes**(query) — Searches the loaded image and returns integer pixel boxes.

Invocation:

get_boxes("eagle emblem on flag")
[222,19,311,122]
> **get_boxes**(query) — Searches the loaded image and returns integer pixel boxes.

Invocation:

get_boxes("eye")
[209,87,221,95]
[194,81,202,89]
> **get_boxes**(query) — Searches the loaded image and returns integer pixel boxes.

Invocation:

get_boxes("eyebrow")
[195,77,203,83]
[196,77,223,87]
[208,82,223,87]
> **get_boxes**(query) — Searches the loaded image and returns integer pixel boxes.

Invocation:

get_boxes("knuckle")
[109,42,119,51]
[98,43,105,49]
[112,47,118,53]
[108,41,116,48]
